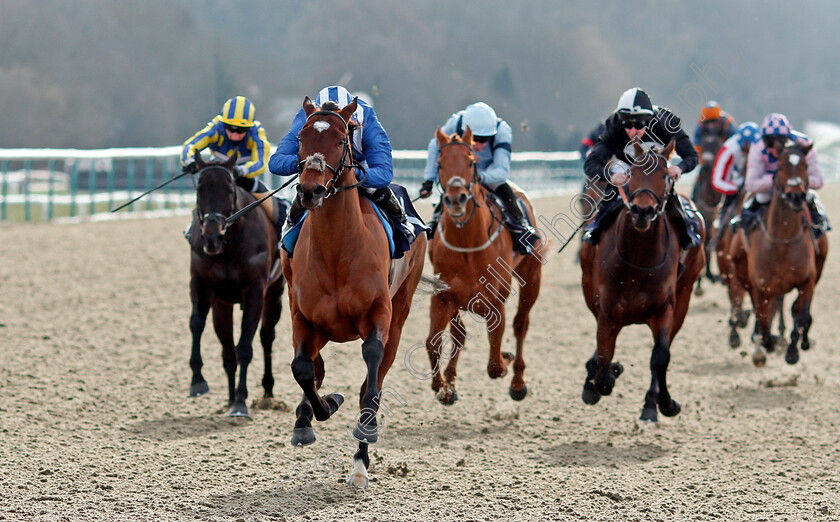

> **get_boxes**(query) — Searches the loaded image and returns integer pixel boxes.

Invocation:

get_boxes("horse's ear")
[225,152,239,171]
[631,137,644,159]
[339,97,359,124]
[435,126,448,146]
[772,139,785,157]
[462,125,473,145]
[802,143,814,157]
[663,139,676,160]
[303,96,315,117]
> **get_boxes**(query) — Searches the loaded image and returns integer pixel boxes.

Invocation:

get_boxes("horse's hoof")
[611,362,624,379]
[785,348,800,365]
[436,387,458,405]
[640,408,658,423]
[227,401,250,418]
[509,385,528,401]
[189,381,210,397]
[694,286,704,297]
[347,460,369,489]
[352,424,378,444]
[325,393,345,415]
[729,330,741,348]
[582,382,601,405]
[752,349,767,367]
[291,426,316,446]
[802,340,813,351]
[659,400,681,417]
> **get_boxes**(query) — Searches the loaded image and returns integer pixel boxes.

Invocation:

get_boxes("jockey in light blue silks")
[419,102,537,240]
[268,85,414,241]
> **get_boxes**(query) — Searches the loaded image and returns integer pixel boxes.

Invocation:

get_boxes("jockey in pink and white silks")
[740,113,830,236]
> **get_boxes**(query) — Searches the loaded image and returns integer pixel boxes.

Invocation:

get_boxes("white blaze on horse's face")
[313,121,330,133]
[788,153,801,167]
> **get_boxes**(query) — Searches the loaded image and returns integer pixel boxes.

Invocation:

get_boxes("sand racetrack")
[2,188,840,522]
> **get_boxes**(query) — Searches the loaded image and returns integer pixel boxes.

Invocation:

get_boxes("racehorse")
[425,127,545,405]
[726,140,828,366]
[693,126,725,294]
[188,154,285,418]
[580,140,705,422]
[282,97,427,489]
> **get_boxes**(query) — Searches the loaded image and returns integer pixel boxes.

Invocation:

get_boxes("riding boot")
[427,200,443,238]
[493,182,537,236]
[807,193,831,238]
[281,195,305,237]
[366,187,416,242]
[666,193,702,250]
[738,196,763,233]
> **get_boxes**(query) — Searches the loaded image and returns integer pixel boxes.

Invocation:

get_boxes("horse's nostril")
[443,195,452,206]
[458,194,468,205]
[313,185,326,197]
[296,185,305,195]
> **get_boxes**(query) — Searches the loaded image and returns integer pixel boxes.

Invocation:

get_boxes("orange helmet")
[701,101,722,121]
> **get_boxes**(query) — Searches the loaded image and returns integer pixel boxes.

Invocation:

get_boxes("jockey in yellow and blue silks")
[269,85,414,241]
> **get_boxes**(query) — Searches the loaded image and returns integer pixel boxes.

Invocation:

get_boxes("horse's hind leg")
[259,281,284,398]
[425,296,458,402]
[211,302,237,411]
[509,258,542,401]
[751,292,775,367]
[188,281,211,397]
[787,286,814,364]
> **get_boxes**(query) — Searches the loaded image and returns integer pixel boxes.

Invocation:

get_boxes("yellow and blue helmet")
[219,96,256,127]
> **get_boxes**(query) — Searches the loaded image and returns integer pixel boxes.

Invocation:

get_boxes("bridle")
[297,110,366,198]
[437,140,482,228]
[197,165,238,235]
[772,147,809,211]
[616,152,673,222]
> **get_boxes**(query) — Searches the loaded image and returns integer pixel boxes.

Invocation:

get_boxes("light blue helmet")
[735,121,760,147]
[463,102,498,137]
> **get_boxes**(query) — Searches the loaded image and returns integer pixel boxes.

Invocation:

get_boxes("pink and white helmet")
[761,113,792,138]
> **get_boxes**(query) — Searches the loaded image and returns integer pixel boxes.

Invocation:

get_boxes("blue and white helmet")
[463,102,498,137]
[735,121,760,147]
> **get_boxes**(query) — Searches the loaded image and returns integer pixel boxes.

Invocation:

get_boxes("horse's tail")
[417,274,449,295]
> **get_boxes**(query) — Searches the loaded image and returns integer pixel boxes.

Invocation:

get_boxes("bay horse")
[726,140,828,366]
[282,97,427,489]
[188,154,285,417]
[425,127,545,405]
[693,127,725,294]
[580,140,705,422]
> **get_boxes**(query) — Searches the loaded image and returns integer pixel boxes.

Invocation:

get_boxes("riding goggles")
[225,124,248,134]
[621,118,650,130]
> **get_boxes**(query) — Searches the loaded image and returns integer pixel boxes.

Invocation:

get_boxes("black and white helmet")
[615,87,654,117]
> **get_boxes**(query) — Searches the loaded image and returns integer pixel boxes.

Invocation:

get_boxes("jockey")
[741,113,830,236]
[693,101,737,156]
[419,102,537,238]
[269,85,414,242]
[711,121,761,213]
[583,87,701,249]
[181,96,280,240]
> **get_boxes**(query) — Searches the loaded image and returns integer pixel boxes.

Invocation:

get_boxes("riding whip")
[110,170,191,212]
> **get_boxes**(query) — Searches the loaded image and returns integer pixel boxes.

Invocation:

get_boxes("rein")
[298,110,367,198]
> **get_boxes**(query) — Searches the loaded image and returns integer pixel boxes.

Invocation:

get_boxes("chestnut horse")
[693,128,725,294]
[580,140,705,422]
[726,140,828,366]
[425,128,545,404]
[188,154,285,417]
[282,98,427,489]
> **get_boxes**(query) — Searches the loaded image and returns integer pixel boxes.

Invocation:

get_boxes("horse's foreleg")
[226,285,265,417]
[210,301,236,409]
[751,292,775,367]
[591,317,621,398]
[774,296,786,346]
[188,281,211,397]
[440,313,466,405]
[787,285,814,364]
[353,329,386,444]
[643,314,680,423]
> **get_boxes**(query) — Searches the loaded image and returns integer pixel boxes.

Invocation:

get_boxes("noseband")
[197,165,238,234]
[297,110,366,198]
[617,153,673,221]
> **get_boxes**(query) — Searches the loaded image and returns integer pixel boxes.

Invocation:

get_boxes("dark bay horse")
[425,127,545,405]
[726,140,828,366]
[282,97,427,489]
[693,127,725,294]
[188,154,285,417]
[580,140,705,422]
